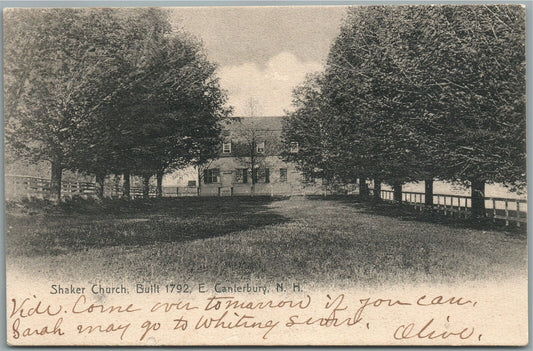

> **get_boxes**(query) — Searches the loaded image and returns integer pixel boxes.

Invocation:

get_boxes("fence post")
[450,197,453,217]
[27,178,33,200]
[452,197,455,217]
[516,201,520,227]
[504,200,509,226]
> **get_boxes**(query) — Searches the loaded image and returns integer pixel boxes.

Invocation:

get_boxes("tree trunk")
[373,179,382,201]
[359,177,369,199]
[393,182,403,203]
[113,174,121,198]
[50,161,62,202]
[471,179,486,219]
[424,176,434,207]
[197,169,201,196]
[142,174,151,199]
[122,171,130,199]
[95,172,105,199]
[251,168,256,196]
[156,170,164,198]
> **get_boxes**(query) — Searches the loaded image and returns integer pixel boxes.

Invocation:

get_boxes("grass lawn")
[5,196,527,287]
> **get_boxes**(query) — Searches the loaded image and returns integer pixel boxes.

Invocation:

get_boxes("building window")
[222,141,232,154]
[234,168,248,184]
[203,168,220,184]
[279,168,287,182]
[290,142,299,153]
[256,141,265,154]
[253,168,270,183]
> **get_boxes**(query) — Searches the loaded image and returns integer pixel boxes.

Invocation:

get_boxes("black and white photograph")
[3,4,528,346]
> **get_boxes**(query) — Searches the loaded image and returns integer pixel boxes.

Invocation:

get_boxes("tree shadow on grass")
[307,195,527,237]
[6,197,290,257]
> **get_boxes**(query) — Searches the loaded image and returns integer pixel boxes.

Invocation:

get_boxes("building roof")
[224,116,285,132]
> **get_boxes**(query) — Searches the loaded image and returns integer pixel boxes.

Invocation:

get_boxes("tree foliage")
[283,5,525,214]
[4,8,228,199]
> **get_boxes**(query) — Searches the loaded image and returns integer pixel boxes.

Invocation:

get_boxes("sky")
[170,6,349,116]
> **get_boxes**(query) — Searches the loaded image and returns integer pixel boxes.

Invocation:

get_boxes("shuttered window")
[279,168,287,182]
[256,141,265,154]
[234,169,248,183]
[253,168,270,183]
[222,141,232,154]
[203,169,220,184]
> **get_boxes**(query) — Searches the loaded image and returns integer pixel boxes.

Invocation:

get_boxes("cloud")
[218,52,323,116]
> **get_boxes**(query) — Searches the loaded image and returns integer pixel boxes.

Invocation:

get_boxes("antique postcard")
[3,4,528,346]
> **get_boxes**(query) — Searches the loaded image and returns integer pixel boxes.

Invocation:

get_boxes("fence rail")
[5,175,198,200]
[6,175,97,199]
[371,189,527,226]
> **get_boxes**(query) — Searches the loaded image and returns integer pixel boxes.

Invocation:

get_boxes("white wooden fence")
[5,175,197,200]
[372,189,527,227]
[6,175,100,200]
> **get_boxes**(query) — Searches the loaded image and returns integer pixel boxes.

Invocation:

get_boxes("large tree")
[4,8,165,199]
[66,8,174,198]
[306,6,423,201]
[123,33,227,198]
[283,74,353,192]
[420,5,526,217]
